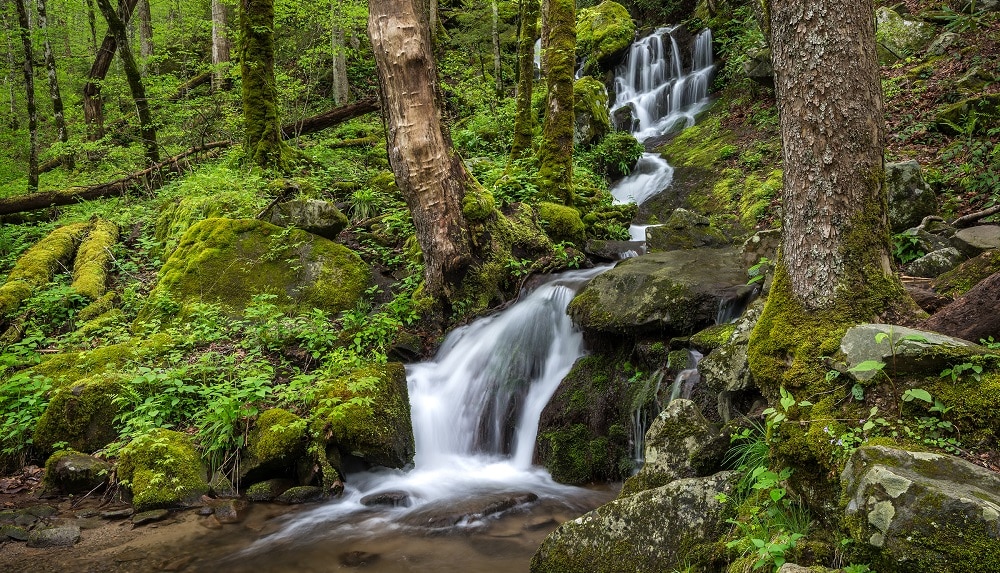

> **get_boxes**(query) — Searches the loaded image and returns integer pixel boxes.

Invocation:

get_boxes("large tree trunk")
[330,0,350,105]
[96,0,159,163]
[211,0,230,90]
[491,0,502,98]
[240,0,294,169]
[13,0,38,190]
[511,0,539,159]
[37,0,70,167]
[368,0,473,299]
[83,0,139,140]
[537,0,574,205]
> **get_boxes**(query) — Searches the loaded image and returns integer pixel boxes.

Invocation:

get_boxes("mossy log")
[0,222,91,318]
[280,97,379,139]
[72,219,120,300]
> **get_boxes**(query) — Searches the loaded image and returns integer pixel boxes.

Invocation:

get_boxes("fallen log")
[952,204,1000,229]
[166,71,213,102]
[281,97,380,138]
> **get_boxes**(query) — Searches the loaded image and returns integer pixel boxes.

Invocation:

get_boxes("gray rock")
[646,208,729,252]
[1,524,29,541]
[903,247,964,278]
[842,446,1000,569]
[531,472,737,573]
[568,247,747,335]
[840,324,983,381]
[611,104,636,132]
[275,485,325,504]
[245,478,296,502]
[131,509,170,526]
[778,565,835,573]
[360,490,412,508]
[885,160,938,233]
[212,499,248,523]
[876,7,936,64]
[621,400,721,496]
[900,226,953,255]
[402,493,539,529]
[208,471,238,499]
[742,47,773,85]
[700,299,764,423]
[100,508,133,520]
[952,225,1000,257]
[265,199,349,240]
[43,451,110,494]
[584,239,645,261]
[26,525,81,548]
[926,31,960,56]
[740,229,780,271]
[26,504,58,518]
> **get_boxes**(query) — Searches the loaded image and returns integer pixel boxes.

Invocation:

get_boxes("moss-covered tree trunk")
[511,0,540,159]
[12,0,37,190]
[96,0,159,163]
[368,0,474,300]
[537,0,575,205]
[240,0,295,170]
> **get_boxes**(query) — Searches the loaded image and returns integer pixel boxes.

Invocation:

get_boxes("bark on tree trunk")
[83,0,139,140]
[13,0,38,190]
[537,0,574,205]
[368,0,473,298]
[2,8,20,130]
[769,0,890,309]
[330,23,350,105]
[240,0,294,169]
[511,0,539,159]
[137,0,153,60]
[37,0,71,168]
[492,0,502,98]
[211,0,230,90]
[85,0,98,53]
[97,0,159,163]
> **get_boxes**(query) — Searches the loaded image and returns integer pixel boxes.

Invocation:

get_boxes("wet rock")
[131,509,170,526]
[339,551,380,568]
[43,450,110,494]
[584,239,645,261]
[275,486,325,504]
[611,104,635,132]
[700,299,764,421]
[265,199,349,240]
[245,478,296,502]
[840,324,985,381]
[26,524,81,548]
[1,524,29,541]
[26,504,58,518]
[876,7,936,64]
[239,408,307,485]
[212,499,249,523]
[903,247,964,278]
[952,225,1000,257]
[621,399,722,496]
[568,247,747,336]
[402,493,538,528]
[885,160,937,233]
[100,508,134,520]
[200,515,223,530]
[842,446,1000,570]
[532,472,737,572]
[478,493,539,518]
[360,490,412,508]
[645,208,729,252]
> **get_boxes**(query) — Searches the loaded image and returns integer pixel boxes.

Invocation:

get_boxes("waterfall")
[668,350,704,403]
[611,28,715,208]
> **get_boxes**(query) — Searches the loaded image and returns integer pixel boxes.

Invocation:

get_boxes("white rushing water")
[612,27,715,207]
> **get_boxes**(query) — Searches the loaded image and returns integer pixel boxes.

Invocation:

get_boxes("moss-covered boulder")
[698,300,764,422]
[240,408,307,483]
[71,219,119,300]
[875,7,936,64]
[537,202,586,245]
[567,247,747,335]
[885,161,937,233]
[646,208,729,252]
[573,77,611,147]
[310,363,414,469]
[842,446,1000,572]
[155,191,261,256]
[32,375,121,455]
[620,399,723,496]
[264,199,349,240]
[933,249,1000,298]
[531,471,736,572]
[0,222,90,318]
[575,1,635,74]
[536,353,643,484]
[43,450,111,494]
[934,94,1000,136]
[117,429,209,512]
[150,218,371,318]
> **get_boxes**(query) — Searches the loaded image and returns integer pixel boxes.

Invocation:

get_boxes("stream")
[197,26,715,573]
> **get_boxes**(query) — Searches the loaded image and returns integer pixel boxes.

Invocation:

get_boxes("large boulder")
[646,208,729,252]
[575,1,635,74]
[885,160,937,233]
[32,374,120,456]
[310,363,414,469]
[951,225,1000,257]
[573,77,611,147]
[842,446,1000,572]
[839,324,986,381]
[875,7,936,64]
[923,271,1000,343]
[264,199,349,240]
[903,247,964,278]
[43,450,111,494]
[531,472,736,572]
[700,299,764,421]
[117,429,209,512]
[150,218,371,317]
[567,247,748,335]
[239,408,308,484]
[620,399,723,496]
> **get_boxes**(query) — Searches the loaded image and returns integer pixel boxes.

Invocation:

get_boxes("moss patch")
[575,1,635,74]
[933,249,1000,299]
[32,374,122,456]
[573,77,611,147]
[0,222,90,317]
[538,202,586,244]
[71,219,119,300]
[117,429,209,512]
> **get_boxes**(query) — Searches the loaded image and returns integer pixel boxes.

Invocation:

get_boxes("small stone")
[197,506,214,516]
[43,451,111,495]
[200,515,222,530]
[131,509,170,526]
[213,499,248,524]
[360,491,411,508]
[100,508,134,520]
[26,525,81,548]
[0,510,17,523]
[275,486,325,504]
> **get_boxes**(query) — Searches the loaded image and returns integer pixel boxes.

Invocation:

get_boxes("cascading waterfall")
[668,350,704,403]
[611,27,715,208]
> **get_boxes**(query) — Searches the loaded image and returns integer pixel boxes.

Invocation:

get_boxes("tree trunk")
[211,0,230,90]
[492,0,502,98]
[330,22,349,105]
[37,0,70,168]
[13,0,38,190]
[96,0,159,163]
[770,0,890,309]
[511,0,539,159]
[137,0,153,60]
[83,0,139,140]
[2,8,19,130]
[240,0,294,169]
[85,0,98,53]
[537,0,574,205]
[368,0,473,299]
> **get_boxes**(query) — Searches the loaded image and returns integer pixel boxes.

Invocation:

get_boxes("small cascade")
[629,369,665,466]
[715,285,761,325]
[668,350,704,403]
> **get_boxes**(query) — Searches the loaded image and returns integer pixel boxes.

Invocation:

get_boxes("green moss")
[933,249,1000,299]
[538,202,586,244]
[573,77,611,147]
[77,292,117,322]
[71,219,118,300]
[690,323,736,352]
[247,408,306,464]
[117,429,209,512]
[155,192,255,256]
[32,374,122,455]
[310,363,414,469]
[149,218,371,319]
[462,186,497,221]
[26,333,179,389]
[538,0,577,205]
[575,1,635,74]
[0,222,90,317]
[738,169,782,228]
